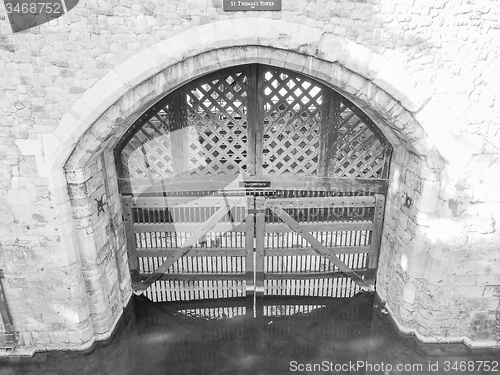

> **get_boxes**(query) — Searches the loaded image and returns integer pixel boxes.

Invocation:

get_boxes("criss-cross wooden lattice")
[116,64,392,186]
[185,72,249,176]
[118,96,176,179]
[332,101,387,179]
[260,68,322,176]
[116,68,250,182]
[116,64,392,300]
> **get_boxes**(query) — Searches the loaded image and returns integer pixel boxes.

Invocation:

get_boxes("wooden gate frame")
[125,191,385,296]
[125,195,250,294]
[117,64,392,298]
[253,194,386,295]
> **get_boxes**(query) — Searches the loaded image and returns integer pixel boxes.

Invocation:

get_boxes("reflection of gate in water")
[134,293,374,373]
[116,64,392,302]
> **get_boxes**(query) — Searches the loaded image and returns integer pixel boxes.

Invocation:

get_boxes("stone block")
[14,139,43,156]
[254,19,292,50]
[288,22,323,55]
[16,156,38,178]
[212,18,259,49]
[405,251,429,279]
[91,310,114,335]
[344,72,366,94]
[31,331,51,346]
[483,285,500,297]
[176,22,218,56]
[414,193,439,214]
[48,331,69,346]
[88,118,115,146]
[339,41,376,80]
[298,56,329,84]
[152,33,189,66]
[6,188,31,206]
[256,46,278,66]
[53,113,80,147]
[113,47,161,89]
[66,328,92,346]
[332,64,358,93]
[71,202,93,220]
[316,32,345,63]
[403,283,417,304]
[76,229,98,259]
[282,52,309,76]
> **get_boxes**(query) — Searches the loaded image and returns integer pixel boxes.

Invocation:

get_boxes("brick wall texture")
[0,0,499,353]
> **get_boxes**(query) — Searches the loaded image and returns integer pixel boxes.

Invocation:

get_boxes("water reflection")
[1,293,499,375]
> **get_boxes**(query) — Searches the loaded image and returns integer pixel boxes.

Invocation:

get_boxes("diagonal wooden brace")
[134,196,244,294]
[269,206,374,292]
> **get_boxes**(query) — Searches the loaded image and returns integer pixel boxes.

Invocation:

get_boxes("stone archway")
[46,18,476,348]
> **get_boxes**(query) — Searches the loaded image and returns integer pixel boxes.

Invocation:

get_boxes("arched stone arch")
[46,18,476,347]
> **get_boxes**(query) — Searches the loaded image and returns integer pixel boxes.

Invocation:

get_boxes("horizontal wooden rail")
[139,272,247,281]
[265,221,372,233]
[119,175,389,195]
[268,196,376,208]
[132,196,248,209]
[137,248,246,257]
[264,270,368,280]
[265,246,369,256]
[133,222,247,233]
[136,246,369,258]
[137,270,367,282]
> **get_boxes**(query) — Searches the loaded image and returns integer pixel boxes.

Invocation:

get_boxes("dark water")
[1,293,499,375]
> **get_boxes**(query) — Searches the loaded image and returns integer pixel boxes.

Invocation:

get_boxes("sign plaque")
[239,181,272,188]
[223,0,281,11]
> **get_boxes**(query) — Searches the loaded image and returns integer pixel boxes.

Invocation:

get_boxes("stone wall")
[0,0,498,354]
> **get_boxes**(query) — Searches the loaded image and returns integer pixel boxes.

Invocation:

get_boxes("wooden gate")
[116,64,392,301]
[255,193,385,298]
[123,187,385,301]
[124,192,252,300]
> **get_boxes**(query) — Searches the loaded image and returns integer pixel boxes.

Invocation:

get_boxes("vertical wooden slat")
[247,64,259,175]
[122,195,139,281]
[367,193,386,286]
[245,195,255,297]
[382,145,393,181]
[254,65,266,175]
[318,89,332,177]
[254,196,266,314]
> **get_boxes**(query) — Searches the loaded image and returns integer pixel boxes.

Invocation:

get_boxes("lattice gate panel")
[260,67,322,176]
[185,70,249,176]
[117,64,392,184]
[332,101,387,179]
[119,97,176,179]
